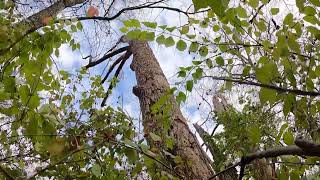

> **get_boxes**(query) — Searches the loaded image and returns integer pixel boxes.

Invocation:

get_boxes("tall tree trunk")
[129,40,214,179]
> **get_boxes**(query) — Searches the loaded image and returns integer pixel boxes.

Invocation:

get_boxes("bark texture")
[17,0,86,31]
[129,40,214,179]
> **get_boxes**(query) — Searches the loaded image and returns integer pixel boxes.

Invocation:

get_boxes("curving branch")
[1,0,209,56]
[203,76,320,97]
[208,139,320,180]
[85,46,129,69]
[238,139,320,180]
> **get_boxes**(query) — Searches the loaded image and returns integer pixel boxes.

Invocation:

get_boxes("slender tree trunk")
[129,40,214,179]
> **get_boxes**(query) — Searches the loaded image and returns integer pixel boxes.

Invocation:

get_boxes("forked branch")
[101,50,132,107]
[85,46,129,69]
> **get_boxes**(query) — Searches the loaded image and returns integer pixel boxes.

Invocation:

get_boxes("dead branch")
[101,55,125,84]
[85,46,129,69]
[101,50,132,107]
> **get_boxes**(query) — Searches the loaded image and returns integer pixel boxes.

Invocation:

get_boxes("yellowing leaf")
[149,132,162,142]
[47,139,65,155]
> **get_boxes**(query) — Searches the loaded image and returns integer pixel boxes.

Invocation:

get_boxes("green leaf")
[149,132,162,142]
[142,22,157,28]
[3,76,15,93]
[271,8,279,15]
[127,29,141,39]
[259,87,277,105]
[206,59,213,68]
[288,34,300,53]
[29,95,40,109]
[192,68,203,80]
[242,66,251,76]
[192,0,209,11]
[120,27,128,33]
[236,7,247,18]
[283,13,293,25]
[178,70,186,77]
[176,91,187,103]
[124,147,138,164]
[140,31,155,41]
[215,56,224,66]
[186,80,193,92]
[208,0,230,18]
[255,62,279,84]
[248,126,261,144]
[283,94,295,116]
[156,35,166,44]
[19,85,30,105]
[123,19,140,28]
[165,37,175,47]
[189,42,199,52]
[91,164,101,177]
[225,81,232,90]
[166,137,174,150]
[248,0,259,7]
[26,117,39,135]
[199,46,208,57]
[212,25,220,32]
[276,123,288,143]
[304,6,316,16]
[283,130,294,145]
[176,40,187,51]
[76,21,83,30]
[180,26,189,34]
[309,0,320,6]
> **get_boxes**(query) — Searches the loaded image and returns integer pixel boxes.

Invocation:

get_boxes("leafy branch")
[209,138,320,180]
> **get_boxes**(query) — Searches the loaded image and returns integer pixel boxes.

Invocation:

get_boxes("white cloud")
[55,44,79,69]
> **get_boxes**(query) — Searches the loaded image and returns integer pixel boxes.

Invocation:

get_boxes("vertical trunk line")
[129,40,214,179]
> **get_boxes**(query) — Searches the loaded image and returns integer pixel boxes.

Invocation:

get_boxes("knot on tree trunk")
[132,85,142,96]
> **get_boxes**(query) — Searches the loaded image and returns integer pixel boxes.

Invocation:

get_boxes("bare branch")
[101,54,125,84]
[101,51,132,107]
[85,46,129,69]
[203,76,320,97]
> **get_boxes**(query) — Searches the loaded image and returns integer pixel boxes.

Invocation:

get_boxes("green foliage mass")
[1,0,320,179]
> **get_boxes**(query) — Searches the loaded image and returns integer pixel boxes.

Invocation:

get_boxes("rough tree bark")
[17,0,86,31]
[129,40,214,179]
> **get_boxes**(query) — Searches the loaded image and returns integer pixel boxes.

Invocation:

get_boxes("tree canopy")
[0,0,320,179]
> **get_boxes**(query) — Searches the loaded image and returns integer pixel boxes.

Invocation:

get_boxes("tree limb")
[203,76,320,97]
[101,53,125,84]
[85,46,129,69]
[238,139,320,180]
[101,50,132,107]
